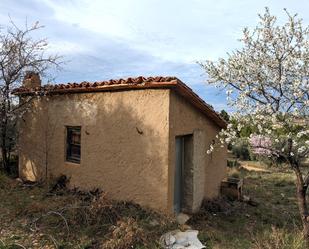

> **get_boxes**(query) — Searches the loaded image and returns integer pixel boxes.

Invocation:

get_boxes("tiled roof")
[13,76,226,128]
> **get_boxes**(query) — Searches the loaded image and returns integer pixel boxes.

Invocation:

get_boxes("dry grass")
[0,162,307,248]
[252,226,305,249]
[99,217,146,249]
[0,175,175,248]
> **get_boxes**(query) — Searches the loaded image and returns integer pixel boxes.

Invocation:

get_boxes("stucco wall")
[19,87,226,214]
[168,91,227,213]
[19,89,170,212]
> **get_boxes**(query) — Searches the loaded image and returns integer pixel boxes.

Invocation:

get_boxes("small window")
[66,126,81,163]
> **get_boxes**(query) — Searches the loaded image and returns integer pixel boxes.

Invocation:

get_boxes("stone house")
[13,74,227,214]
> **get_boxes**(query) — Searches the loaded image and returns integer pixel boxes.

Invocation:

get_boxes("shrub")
[231,138,251,160]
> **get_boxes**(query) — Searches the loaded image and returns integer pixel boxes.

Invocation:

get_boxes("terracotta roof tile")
[12,76,226,128]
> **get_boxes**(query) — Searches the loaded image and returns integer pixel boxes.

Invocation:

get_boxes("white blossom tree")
[199,8,309,239]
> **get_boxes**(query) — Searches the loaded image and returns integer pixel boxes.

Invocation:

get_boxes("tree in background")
[0,21,61,174]
[219,109,230,122]
[200,8,309,239]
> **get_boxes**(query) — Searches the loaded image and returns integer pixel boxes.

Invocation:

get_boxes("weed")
[252,226,306,249]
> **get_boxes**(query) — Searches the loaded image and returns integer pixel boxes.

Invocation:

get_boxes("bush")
[231,138,251,160]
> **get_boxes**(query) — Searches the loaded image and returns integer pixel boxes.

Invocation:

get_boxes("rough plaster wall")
[192,130,206,212]
[19,89,170,212]
[205,143,228,199]
[182,135,193,212]
[168,91,227,213]
[19,98,49,181]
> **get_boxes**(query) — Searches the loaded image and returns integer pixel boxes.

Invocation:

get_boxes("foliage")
[231,138,251,160]
[219,109,230,122]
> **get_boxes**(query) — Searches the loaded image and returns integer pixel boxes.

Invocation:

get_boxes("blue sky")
[1,0,309,111]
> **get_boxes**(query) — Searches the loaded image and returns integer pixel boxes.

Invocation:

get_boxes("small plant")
[227,159,239,168]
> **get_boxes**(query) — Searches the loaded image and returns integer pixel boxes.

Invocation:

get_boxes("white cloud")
[48,40,90,54]
[35,0,309,63]
[1,0,309,110]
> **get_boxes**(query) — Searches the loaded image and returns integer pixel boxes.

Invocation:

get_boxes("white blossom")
[199,8,309,163]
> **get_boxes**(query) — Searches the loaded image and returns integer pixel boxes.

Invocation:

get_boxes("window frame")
[66,126,81,164]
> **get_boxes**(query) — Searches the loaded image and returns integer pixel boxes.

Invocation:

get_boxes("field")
[0,162,306,248]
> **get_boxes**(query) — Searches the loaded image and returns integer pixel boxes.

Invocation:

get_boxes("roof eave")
[12,81,178,96]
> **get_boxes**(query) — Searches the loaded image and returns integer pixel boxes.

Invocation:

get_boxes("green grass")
[188,166,304,249]
[0,164,306,248]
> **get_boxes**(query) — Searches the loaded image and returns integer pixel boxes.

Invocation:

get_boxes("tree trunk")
[1,146,10,174]
[296,184,309,239]
[294,165,309,241]
[1,90,12,175]
[0,117,10,174]
[1,118,10,174]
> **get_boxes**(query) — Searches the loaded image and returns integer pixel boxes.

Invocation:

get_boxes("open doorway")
[174,134,193,213]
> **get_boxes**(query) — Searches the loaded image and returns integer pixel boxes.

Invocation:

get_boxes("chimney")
[22,71,41,88]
